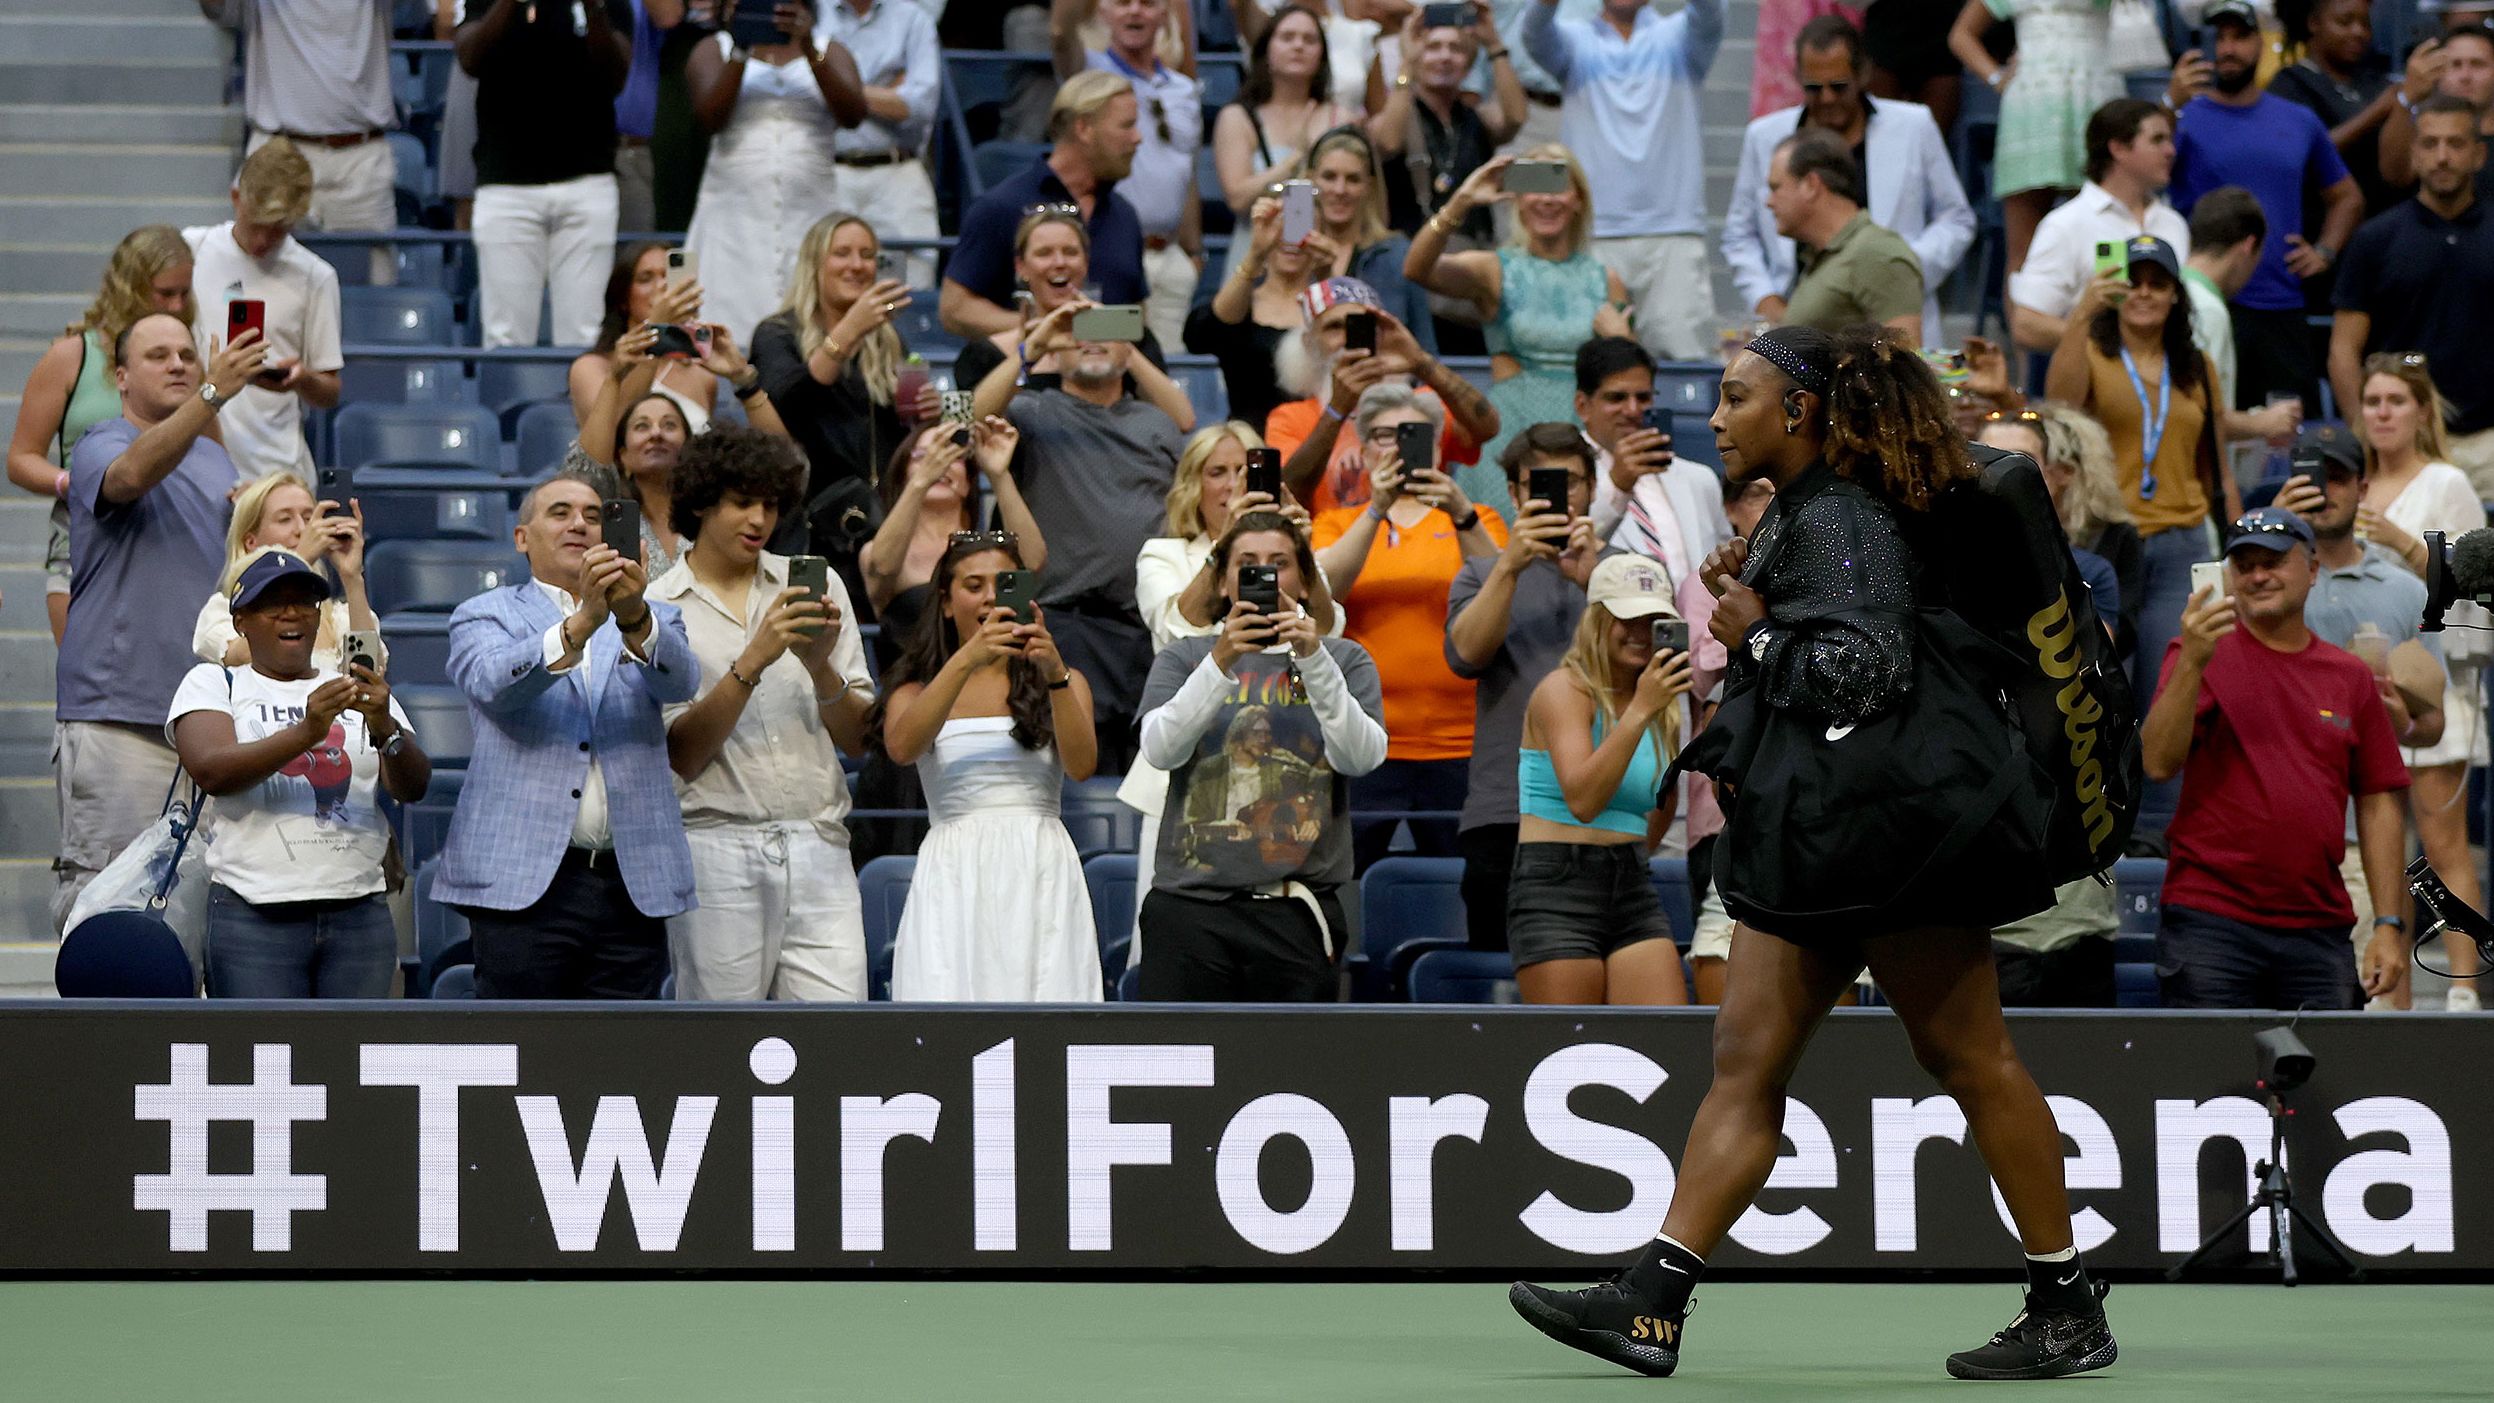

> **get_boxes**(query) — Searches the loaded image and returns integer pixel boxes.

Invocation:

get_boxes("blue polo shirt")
[2333,195,2494,435]
[945,157,1148,309]
[61,417,239,727]
[2172,94,2348,312]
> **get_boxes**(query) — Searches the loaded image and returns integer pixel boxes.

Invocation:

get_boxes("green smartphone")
[2093,240,2130,299]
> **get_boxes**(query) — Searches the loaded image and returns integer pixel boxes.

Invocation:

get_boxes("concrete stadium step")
[0,246,122,297]
[0,636,54,715]
[0,196,228,248]
[0,14,229,64]
[0,338,51,393]
[0,939,57,997]
[0,58,228,108]
[0,104,239,147]
[0,144,238,196]
[0,0,171,14]
[0,703,49,782]
[0,777,54,864]
[0,293,84,342]
[0,498,49,556]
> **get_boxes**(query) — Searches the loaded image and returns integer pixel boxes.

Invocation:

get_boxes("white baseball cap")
[1586,555,1678,621]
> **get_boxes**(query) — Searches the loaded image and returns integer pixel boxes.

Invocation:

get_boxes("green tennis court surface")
[2,1280,2482,1401]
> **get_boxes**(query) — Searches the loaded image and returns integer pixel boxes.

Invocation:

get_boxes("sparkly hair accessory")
[1744,331,1831,397]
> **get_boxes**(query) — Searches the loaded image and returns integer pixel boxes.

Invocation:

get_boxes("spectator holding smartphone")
[1313,383,1506,868]
[171,549,431,998]
[684,0,868,348]
[1263,280,1500,510]
[54,313,263,932]
[5,224,194,646]
[1211,5,1362,261]
[1575,337,1735,622]
[1136,508,1387,1000]
[432,470,702,999]
[569,243,719,443]
[1444,423,1608,951]
[955,207,1178,400]
[1510,554,1695,1004]
[652,428,877,1000]
[1368,1,1527,243]
[1190,186,1333,433]
[193,472,377,671]
[183,139,342,479]
[865,418,1042,655]
[457,0,632,348]
[1051,0,1206,348]
[878,532,1103,1001]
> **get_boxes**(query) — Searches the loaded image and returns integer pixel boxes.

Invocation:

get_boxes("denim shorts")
[1506,841,1678,968]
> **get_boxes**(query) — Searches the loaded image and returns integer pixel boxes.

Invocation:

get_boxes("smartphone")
[1528,466,1573,517]
[939,389,975,425]
[1501,159,1572,195]
[342,628,384,679]
[1069,304,1146,343]
[650,322,700,359]
[1394,421,1436,477]
[1280,179,1317,245]
[316,466,353,518]
[992,568,1034,625]
[2093,240,2131,292]
[1651,618,1690,657]
[1420,0,1472,27]
[727,0,781,51]
[1246,447,1283,502]
[1238,563,1282,617]
[1641,405,1676,440]
[788,554,830,631]
[600,498,642,560]
[2190,559,2228,603]
[875,250,906,285]
[1342,309,1377,354]
[664,247,698,291]
[226,297,266,347]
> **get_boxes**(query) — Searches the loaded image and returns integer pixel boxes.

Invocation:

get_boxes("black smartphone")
[1394,421,1436,477]
[1527,466,1572,517]
[1641,405,1674,436]
[1342,310,1377,354]
[1421,1,1472,28]
[316,466,353,518]
[650,323,700,360]
[1238,564,1282,617]
[1246,447,1283,502]
[1651,618,1690,656]
[992,568,1034,625]
[600,498,641,560]
[727,0,781,50]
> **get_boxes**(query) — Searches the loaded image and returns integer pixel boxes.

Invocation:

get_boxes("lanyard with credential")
[2119,343,2172,500]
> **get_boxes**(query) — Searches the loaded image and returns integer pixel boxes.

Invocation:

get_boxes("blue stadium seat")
[1166,356,1229,423]
[1653,361,1721,414]
[1195,145,1233,235]
[1062,773,1138,856]
[513,400,579,476]
[335,402,503,471]
[1670,410,1722,469]
[318,239,453,291]
[1358,855,1467,1000]
[411,856,470,996]
[379,612,453,686]
[476,359,576,417]
[972,139,1049,191]
[2114,960,2158,1008]
[386,766,463,872]
[364,539,528,613]
[1409,948,1518,1004]
[1085,851,1138,991]
[893,287,965,358]
[342,285,458,345]
[431,964,478,999]
[1198,53,1242,113]
[859,855,916,1000]
[1647,856,1695,946]
[353,479,512,545]
[387,130,434,201]
[340,358,470,407]
[395,683,475,768]
[2113,857,2164,935]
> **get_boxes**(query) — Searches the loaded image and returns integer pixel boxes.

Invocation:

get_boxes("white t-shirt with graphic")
[166,663,411,904]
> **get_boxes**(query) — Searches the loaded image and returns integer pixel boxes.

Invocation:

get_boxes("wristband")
[1046,673,1072,691]
[2374,915,2407,931]
[732,372,764,400]
[614,606,652,633]
[1451,506,1481,532]
[53,469,70,500]
[1487,47,1510,61]
[1322,403,1346,422]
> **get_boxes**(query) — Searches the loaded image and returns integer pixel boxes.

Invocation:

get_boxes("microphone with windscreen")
[2418,528,2494,632]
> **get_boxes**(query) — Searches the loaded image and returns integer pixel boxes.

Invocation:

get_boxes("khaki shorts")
[52,720,182,934]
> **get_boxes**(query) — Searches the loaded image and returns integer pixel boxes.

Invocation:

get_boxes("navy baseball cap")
[230,548,332,610]
[2224,507,2316,557]
[2123,234,2182,282]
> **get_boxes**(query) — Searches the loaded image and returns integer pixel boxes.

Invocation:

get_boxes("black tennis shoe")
[1944,1278,2116,1380]
[1507,1273,1690,1378]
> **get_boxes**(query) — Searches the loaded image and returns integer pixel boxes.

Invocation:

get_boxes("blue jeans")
[206,884,399,999]
[2134,523,2216,837]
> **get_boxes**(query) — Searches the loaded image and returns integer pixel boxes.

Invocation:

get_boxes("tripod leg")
[2166,1197,2267,1282]
[2284,1201,2367,1282]
[2276,1197,2297,1287]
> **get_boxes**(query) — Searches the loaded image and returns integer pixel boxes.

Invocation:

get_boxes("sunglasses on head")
[1983,408,2045,425]
[2228,515,2301,541]
[1023,201,1081,221]
[951,529,1019,551]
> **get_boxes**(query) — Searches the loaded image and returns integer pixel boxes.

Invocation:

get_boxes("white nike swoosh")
[1656,1263,1692,1276]
[2055,1269,2081,1286]
[1824,724,1855,742]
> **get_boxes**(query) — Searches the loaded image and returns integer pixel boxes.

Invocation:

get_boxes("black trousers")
[1993,937,2117,1008]
[1137,886,1345,1002]
[463,847,669,999]
[1458,822,1517,952]
[2230,303,2324,412]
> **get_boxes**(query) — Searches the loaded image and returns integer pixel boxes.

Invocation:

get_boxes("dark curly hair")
[873,536,1055,752]
[1819,325,1973,513]
[668,426,807,541]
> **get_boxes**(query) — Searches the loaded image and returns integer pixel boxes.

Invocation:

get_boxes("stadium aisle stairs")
[0,0,237,982]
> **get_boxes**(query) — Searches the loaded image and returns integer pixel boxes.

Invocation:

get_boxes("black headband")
[1745,333,1830,398]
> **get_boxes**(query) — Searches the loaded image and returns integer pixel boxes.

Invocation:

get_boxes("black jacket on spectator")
[463,0,630,187]
[750,311,907,558]
[1183,304,1289,434]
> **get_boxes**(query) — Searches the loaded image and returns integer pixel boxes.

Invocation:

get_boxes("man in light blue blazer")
[1720,14,1975,347]
[432,469,701,998]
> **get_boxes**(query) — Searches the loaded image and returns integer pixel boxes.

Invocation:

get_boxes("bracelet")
[613,606,651,633]
[2374,915,2407,931]
[1487,47,1510,61]
[1451,506,1480,532]
[726,661,760,689]
[53,469,70,500]
[732,372,764,400]
[1322,403,1346,422]
[817,677,853,704]
[1046,673,1072,691]
[823,337,847,363]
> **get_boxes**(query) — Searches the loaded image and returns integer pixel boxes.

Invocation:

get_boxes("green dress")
[1476,246,1609,507]
[48,328,121,584]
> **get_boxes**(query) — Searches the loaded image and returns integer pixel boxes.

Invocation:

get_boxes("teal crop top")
[1517,711,1669,835]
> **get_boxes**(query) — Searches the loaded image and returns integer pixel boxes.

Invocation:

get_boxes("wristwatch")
[1746,620,1774,663]
[198,382,226,411]
[2373,915,2407,931]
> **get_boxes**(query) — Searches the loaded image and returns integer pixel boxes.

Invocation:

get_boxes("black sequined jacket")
[1728,462,1917,725]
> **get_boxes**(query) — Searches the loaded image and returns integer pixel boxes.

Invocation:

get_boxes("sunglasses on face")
[1800,80,1856,96]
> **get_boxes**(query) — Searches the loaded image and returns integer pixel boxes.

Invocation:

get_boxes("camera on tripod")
[2407,855,2494,975]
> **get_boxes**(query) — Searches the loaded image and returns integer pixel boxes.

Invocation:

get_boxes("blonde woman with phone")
[1508,555,1694,1005]
[193,471,379,672]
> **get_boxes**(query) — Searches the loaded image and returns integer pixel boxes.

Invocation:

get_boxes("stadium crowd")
[13,0,2494,1012]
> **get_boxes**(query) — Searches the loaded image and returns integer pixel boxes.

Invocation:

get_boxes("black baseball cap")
[2224,506,2317,557]
[2204,0,2261,30]
[2291,423,2364,478]
[2122,234,2182,282]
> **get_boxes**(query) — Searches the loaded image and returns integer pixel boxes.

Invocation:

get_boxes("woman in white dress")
[2352,352,2489,999]
[685,1,867,347]
[880,531,1103,1001]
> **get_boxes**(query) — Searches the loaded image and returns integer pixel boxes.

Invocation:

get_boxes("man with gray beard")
[1262,278,1501,511]
[979,299,1188,772]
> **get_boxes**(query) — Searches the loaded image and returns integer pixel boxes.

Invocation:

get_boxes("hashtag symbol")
[133,1043,328,1252]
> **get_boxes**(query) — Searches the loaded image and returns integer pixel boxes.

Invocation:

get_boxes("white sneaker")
[2447,985,2482,1012]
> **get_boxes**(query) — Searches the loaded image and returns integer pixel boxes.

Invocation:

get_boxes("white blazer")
[1720,98,1978,345]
